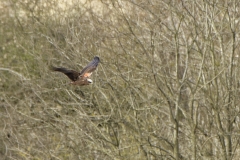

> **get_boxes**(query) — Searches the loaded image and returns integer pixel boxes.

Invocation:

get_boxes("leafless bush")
[1,0,240,159]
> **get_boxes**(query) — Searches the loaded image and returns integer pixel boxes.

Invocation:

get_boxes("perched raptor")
[52,56,100,86]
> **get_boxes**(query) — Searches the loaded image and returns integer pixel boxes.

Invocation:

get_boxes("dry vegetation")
[1,0,240,159]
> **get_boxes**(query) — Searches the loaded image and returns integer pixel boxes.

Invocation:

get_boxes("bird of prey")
[52,56,100,86]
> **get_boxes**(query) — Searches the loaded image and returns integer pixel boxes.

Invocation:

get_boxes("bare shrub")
[1,0,240,159]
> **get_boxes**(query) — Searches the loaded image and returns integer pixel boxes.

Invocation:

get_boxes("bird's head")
[87,78,93,84]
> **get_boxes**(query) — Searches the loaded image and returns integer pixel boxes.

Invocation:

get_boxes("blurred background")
[1,0,240,159]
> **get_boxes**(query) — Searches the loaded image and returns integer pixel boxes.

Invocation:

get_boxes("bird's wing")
[79,56,100,78]
[51,67,80,81]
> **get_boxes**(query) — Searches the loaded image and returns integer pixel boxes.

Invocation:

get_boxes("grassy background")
[1,0,240,159]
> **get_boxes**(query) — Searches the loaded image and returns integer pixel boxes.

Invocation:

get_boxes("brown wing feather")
[79,56,100,77]
[51,67,80,81]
